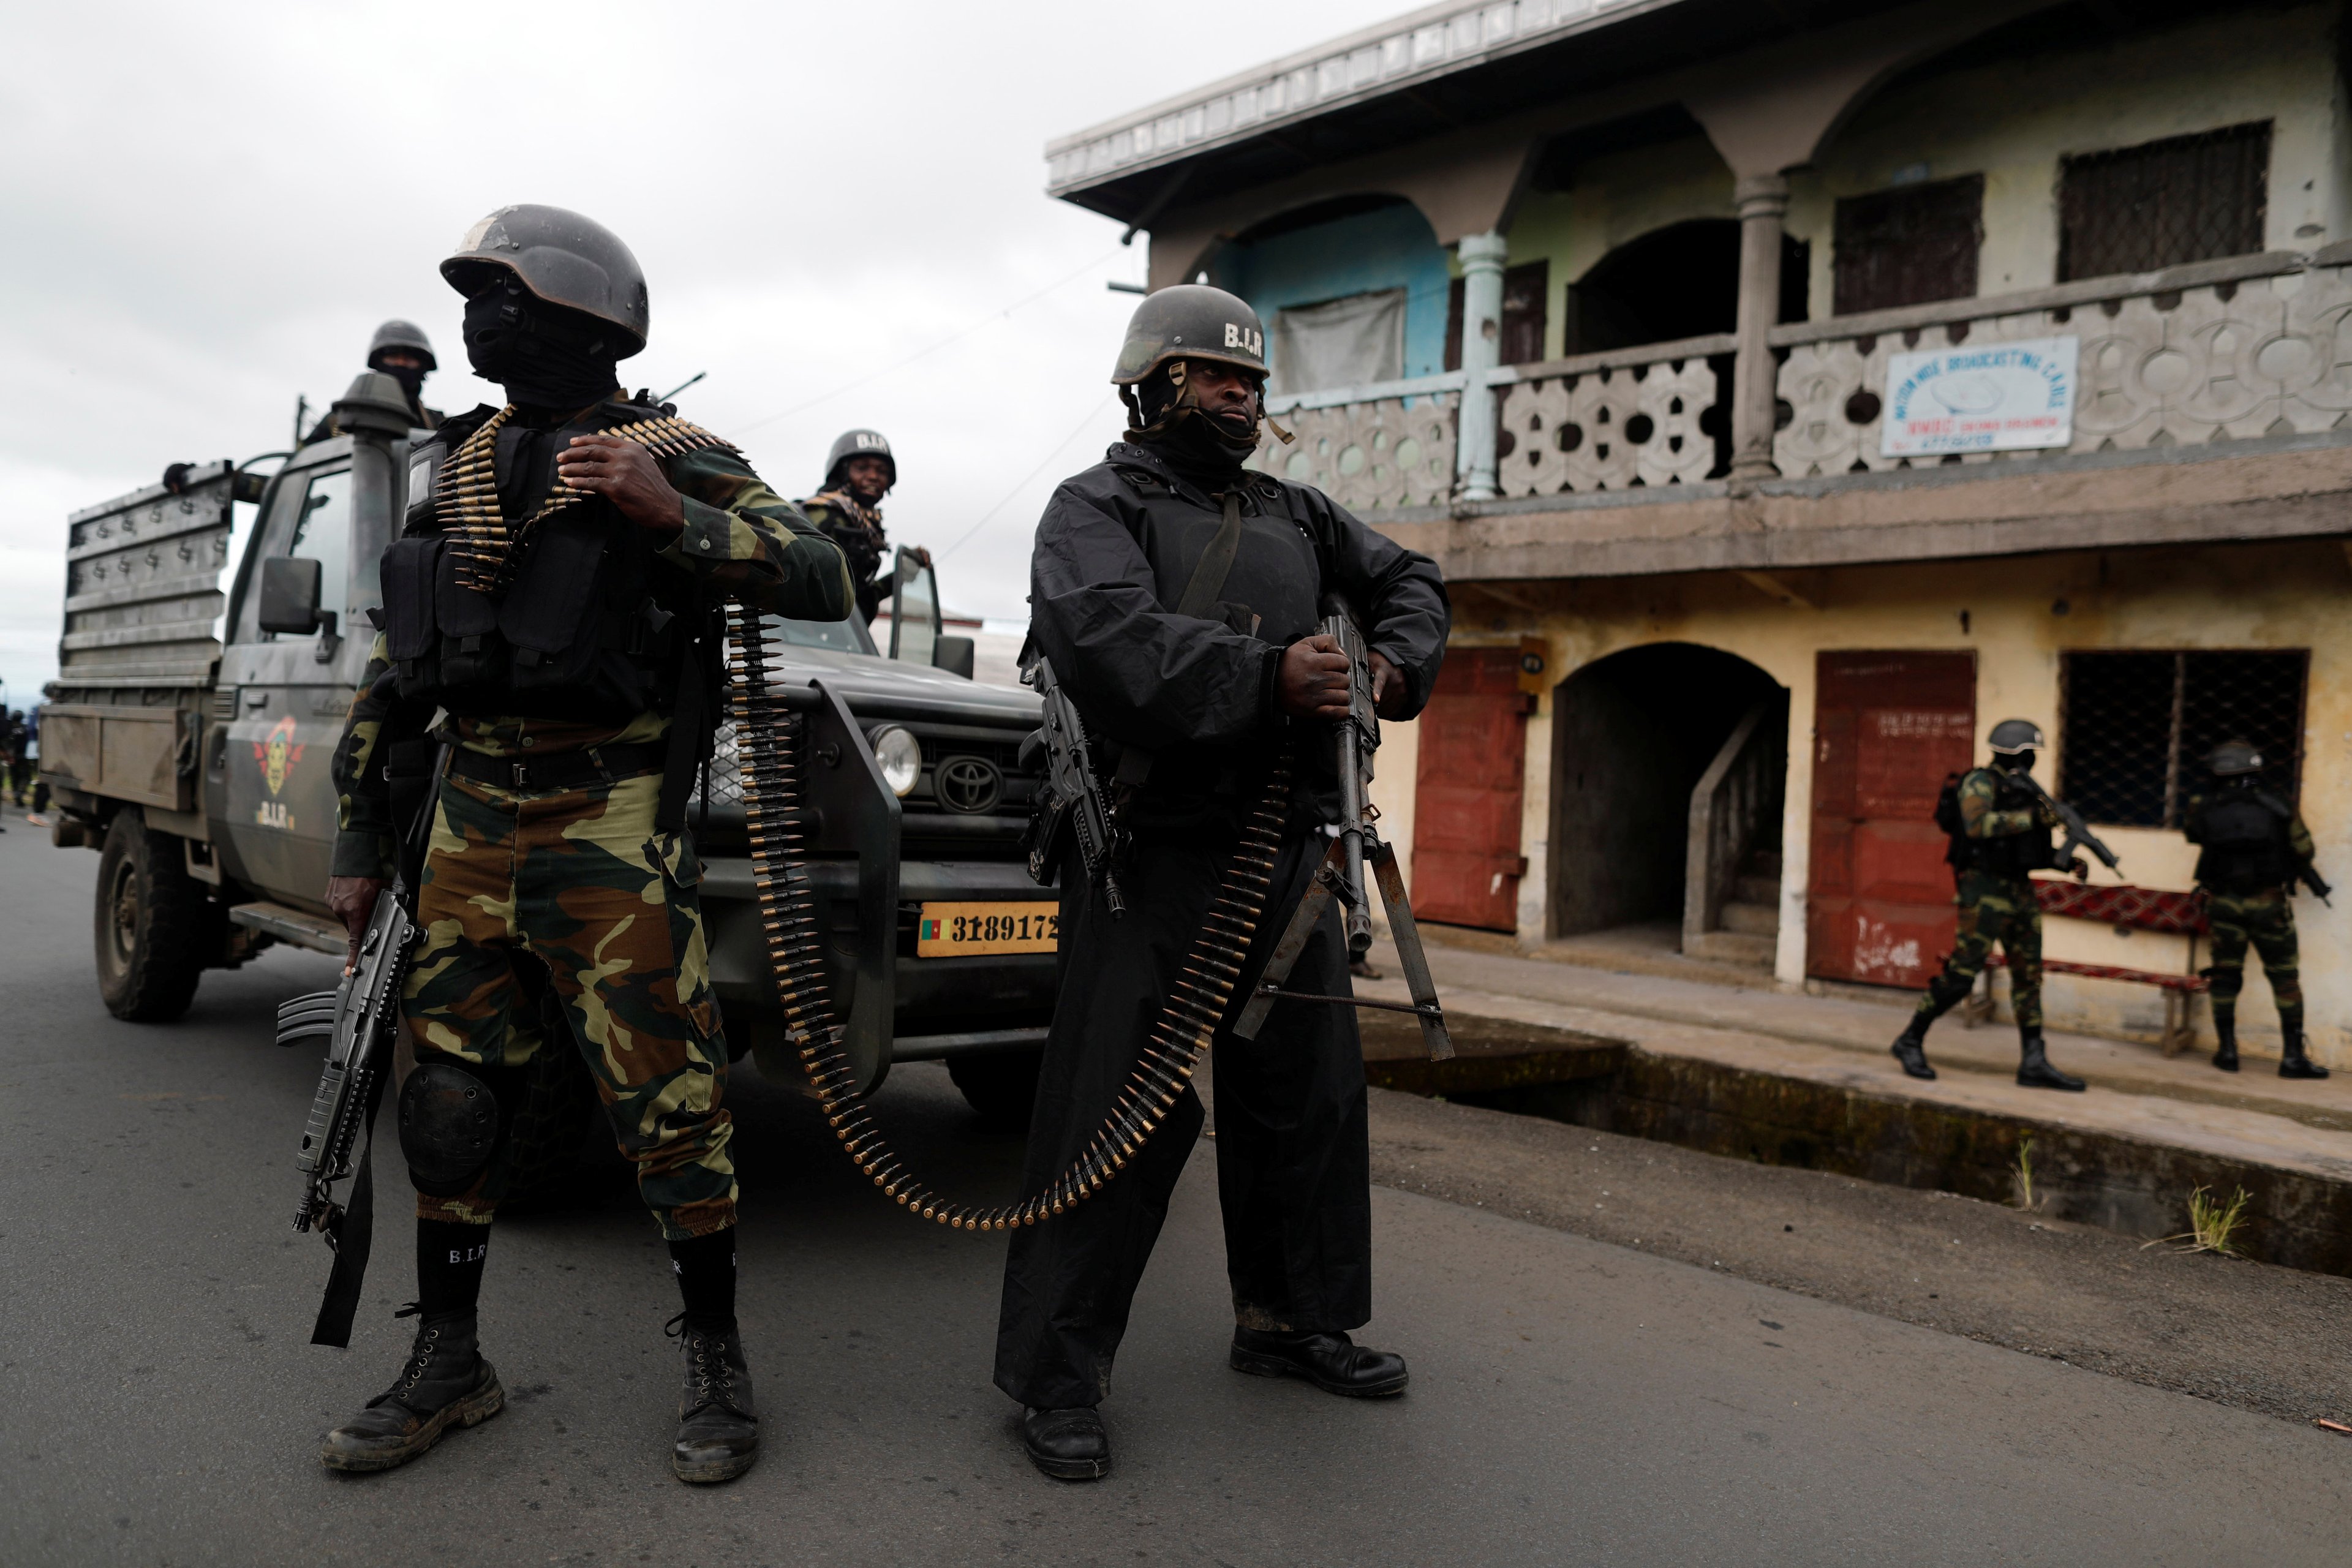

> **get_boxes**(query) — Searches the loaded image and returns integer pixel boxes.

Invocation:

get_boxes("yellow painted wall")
[1490,4,2346,339]
[1453,540,2352,1066]
[1795,4,2347,307]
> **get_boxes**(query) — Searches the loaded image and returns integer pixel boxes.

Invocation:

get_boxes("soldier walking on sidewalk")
[1890,719,2087,1091]
[2185,739,2331,1079]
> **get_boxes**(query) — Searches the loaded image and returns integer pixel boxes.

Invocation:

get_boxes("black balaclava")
[462,275,622,413]
[1129,358,1264,487]
[372,358,428,404]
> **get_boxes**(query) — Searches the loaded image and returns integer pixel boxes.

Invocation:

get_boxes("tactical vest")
[1954,768,2055,880]
[2192,790,2297,893]
[1114,466,1323,646]
[379,403,723,722]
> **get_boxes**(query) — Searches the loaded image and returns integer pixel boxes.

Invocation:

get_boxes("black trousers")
[993,827,1373,1411]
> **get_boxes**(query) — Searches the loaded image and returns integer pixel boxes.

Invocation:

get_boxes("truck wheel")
[946,1049,1044,1133]
[498,992,602,1210]
[93,812,211,1022]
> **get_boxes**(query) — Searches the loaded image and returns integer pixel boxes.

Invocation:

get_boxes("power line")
[937,392,1118,562]
[726,246,1128,440]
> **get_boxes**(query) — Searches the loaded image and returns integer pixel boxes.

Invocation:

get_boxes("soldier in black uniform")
[801,429,915,624]
[316,206,851,1483]
[2184,739,2331,1078]
[995,285,1450,1480]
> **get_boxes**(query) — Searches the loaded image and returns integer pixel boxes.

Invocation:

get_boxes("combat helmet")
[824,429,896,491]
[368,319,437,373]
[441,205,649,358]
[1988,718,2046,756]
[2206,739,2264,777]
[1111,284,1269,385]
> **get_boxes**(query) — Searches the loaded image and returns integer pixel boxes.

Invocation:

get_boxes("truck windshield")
[767,614,878,655]
[288,468,353,633]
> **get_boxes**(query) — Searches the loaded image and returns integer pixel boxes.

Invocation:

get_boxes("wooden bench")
[1961,881,2209,1054]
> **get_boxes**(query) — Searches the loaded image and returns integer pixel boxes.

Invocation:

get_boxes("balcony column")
[1453,230,1509,502]
[1729,174,1790,481]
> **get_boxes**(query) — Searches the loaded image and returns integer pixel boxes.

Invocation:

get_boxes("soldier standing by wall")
[1890,720,2087,1091]
[2185,739,2331,1079]
[995,285,1450,1480]
[800,429,915,624]
[317,205,852,1483]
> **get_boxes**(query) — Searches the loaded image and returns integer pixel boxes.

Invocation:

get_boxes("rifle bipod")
[728,605,1292,1230]
[1229,830,1455,1060]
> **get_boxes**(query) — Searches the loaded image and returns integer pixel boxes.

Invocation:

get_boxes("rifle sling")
[1123,491,1248,793]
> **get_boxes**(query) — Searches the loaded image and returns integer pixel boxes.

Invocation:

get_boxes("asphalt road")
[2,818,2345,1567]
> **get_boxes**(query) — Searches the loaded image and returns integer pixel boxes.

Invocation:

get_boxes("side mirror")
[932,635,975,680]
[258,556,332,636]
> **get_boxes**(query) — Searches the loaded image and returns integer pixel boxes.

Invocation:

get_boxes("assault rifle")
[1023,652,1127,918]
[1232,595,1453,1060]
[280,732,444,1347]
[2301,865,2334,907]
[2013,771,2121,878]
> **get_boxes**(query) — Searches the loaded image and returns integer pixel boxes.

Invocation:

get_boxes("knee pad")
[399,1061,503,1196]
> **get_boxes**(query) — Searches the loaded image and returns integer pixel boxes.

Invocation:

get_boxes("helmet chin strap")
[1121,360,1294,450]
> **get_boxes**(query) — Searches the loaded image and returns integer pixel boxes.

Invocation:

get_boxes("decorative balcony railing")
[1773,250,2352,477]
[1237,247,2352,517]
[1251,374,1461,513]
[1491,334,1733,496]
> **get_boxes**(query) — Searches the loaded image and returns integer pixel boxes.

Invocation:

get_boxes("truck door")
[216,448,377,912]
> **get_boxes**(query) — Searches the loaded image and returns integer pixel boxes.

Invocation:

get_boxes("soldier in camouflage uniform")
[1890,719,2087,1091]
[801,428,919,625]
[318,206,851,1483]
[2184,739,2331,1079]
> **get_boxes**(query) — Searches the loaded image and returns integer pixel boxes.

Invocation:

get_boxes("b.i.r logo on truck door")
[254,715,304,829]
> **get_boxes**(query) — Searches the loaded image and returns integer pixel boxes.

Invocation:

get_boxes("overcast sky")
[0,0,1387,706]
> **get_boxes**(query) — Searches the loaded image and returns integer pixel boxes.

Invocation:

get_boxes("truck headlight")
[869,725,921,797]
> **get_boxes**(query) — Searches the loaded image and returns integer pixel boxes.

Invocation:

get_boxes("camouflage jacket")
[329,402,853,879]
[800,488,889,622]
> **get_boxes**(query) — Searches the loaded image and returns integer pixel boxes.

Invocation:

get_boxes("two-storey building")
[1047,0,2352,1066]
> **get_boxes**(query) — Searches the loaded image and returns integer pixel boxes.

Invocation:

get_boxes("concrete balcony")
[1257,248,2352,582]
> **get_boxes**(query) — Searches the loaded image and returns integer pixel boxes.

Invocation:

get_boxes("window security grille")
[1833,174,1985,316]
[2058,122,2271,282]
[2058,650,2308,827]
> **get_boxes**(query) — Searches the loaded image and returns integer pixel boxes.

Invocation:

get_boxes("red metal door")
[1807,651,1975,987]
[1412,649,1529,932]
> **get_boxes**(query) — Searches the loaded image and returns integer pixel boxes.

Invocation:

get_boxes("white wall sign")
[1880,335,2078,457]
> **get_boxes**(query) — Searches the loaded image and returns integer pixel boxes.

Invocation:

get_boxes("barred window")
[1834,174,1983,315]
[2058,122,2269,282]
[2059,650,2308,827]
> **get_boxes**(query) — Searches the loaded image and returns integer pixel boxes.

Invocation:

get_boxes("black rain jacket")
[1028,440,1449,829]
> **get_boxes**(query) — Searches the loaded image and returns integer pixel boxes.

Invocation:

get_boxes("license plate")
[916,901,1060,957]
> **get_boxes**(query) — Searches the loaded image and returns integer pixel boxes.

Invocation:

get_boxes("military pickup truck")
[40,372,1055,1131]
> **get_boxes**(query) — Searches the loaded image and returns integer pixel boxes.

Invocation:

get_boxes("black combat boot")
[2280,1028,2331,1080]
[668,1315,759,1483]
[1230,1327,1409,1397]
[2211,1016,2239,1072]
[318,1309,503,1472]
[2016,1028,2085,1092]
[1889,1016,1937,1080]
[1022,1406,1111,1480]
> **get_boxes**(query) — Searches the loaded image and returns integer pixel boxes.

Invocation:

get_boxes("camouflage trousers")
[402,767,737,1239]
[2204,888,2302,1034]
[1916,870,2042,1030]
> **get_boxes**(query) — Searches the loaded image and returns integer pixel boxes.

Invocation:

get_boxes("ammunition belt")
[437,405,739,595]
[729,602,1291,1231]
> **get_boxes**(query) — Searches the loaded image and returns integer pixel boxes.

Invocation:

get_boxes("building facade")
[1048,0,2352,1066]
